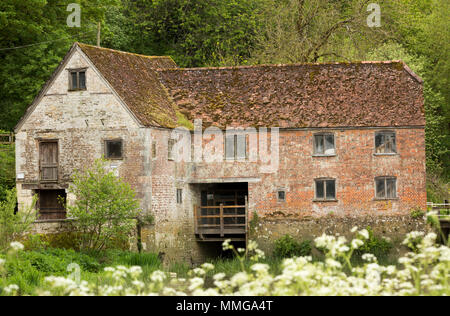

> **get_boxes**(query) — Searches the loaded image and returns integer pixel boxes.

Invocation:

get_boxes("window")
[168,139,176,160]
[277,190,286,202]
[105,140,123,159]
[225,134,246,160]
[152,141,157,159]
[315,179,336,201]
[375,177,397,199]
[177,189,183,204]
[69,69,87,91]
[314,133,335,155]
[375,132,396,154]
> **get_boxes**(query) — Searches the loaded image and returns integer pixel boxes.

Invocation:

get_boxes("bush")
[0,189,36,251]
[354,227,393,259]
[411,208,426,219]
[67,159,141,251]
[273,235,312,258]
[0,141,15,202]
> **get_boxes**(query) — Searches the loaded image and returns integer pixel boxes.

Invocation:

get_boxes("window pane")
[79,71,86,89]
[168,139,175,160]
[375,133,385,153]
[314,135,324,154]
[225,135,235,159]
[376,178,385,198]
[326,180,336,199]
[385,134,396,153]
[325,135,335,155]
[278,191,285,201]
[106,141,123,159]
[316,180,324,199]
[386,179,396,198]
[71,72,78,90]
[236,135,246,159]
[177,189,183,204]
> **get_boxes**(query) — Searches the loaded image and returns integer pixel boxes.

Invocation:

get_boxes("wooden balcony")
[194,202,248,242]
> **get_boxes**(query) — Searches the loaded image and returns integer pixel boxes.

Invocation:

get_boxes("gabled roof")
[16,43,425,131]
[77,43,179,128]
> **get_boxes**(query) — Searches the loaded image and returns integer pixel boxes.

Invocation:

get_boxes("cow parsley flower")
[10,242,24,251]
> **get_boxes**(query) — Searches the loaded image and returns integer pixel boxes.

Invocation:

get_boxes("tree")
[249,0,397,64]
[0,189,36,251]
[0,138,15,201]
[0,0,119,130]
[122,0,268,67]
[67,159,141,251]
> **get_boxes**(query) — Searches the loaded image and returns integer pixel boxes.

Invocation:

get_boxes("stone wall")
[252,215,428,257]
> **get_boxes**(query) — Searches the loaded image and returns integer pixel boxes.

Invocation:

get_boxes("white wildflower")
[10,242,24,251]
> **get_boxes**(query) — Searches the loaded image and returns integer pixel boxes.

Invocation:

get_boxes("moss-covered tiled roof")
[157,62,425,129]
[78,43,179,128]
[78,43,424,129]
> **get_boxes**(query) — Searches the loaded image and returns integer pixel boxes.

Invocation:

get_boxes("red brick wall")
[191,127,427,219]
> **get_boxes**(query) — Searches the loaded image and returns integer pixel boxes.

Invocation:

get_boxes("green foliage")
[273,235,312,258]
[0,0,119,130]
[19,248,101,274]
[137,213,155,227]
[354,227,393,258]
[249,211,259,235]
[410,208,426,220]
[118,0,267,67]
[0,138,15,201]
[67,159,141,251]
[0,189,36,251]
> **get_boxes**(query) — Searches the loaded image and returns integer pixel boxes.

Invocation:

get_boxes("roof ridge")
[156,60,405,72]
[76,42,173,60]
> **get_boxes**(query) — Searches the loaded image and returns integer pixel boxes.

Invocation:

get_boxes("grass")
[0,246,403,296]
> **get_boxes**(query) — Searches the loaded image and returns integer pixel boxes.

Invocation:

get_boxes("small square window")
[105,140,123,159]
[375,132,396,154]
[69,70,87,91]
[375,177,397,199]
[177,189,183,204]
[315,179,336,201]
[314,134,335,155]
[277,190,286,202]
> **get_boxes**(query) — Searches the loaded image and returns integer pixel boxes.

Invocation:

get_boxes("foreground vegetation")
[0,228,448,296]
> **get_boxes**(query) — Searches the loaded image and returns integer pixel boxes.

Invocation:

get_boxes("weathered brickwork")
[15,44,427,262]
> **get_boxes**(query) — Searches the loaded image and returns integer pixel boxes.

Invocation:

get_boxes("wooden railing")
[194,201,248,238]
[0,133,14,145]
[428,202,450,220]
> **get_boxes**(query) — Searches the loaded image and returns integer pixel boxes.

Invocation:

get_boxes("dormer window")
[69,69,87,91]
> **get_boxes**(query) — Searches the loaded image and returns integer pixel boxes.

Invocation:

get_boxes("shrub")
[67,159,141,251]
[0,189,36,251]
[411,208,426,219]
[354,227,393,258]
[273,235,312,258]
[0,141,15,202]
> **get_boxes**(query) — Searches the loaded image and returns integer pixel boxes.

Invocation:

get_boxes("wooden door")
[40,142,58,182]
